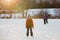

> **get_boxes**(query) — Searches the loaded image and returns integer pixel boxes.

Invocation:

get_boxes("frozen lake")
[0,19,60,40]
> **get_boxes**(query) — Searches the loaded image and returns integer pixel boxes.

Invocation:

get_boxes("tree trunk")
[22,11,24,18]
[26,10,28,18]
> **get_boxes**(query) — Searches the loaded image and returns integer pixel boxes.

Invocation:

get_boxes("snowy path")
[0,19,60,40]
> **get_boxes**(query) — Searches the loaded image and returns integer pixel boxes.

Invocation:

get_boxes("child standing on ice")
[43,14,48,24]
[26,15,34,37]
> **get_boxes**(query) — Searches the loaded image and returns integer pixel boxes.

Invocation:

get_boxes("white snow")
[0,19,60,40]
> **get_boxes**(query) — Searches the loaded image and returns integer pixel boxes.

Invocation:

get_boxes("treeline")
[32,9,60,19]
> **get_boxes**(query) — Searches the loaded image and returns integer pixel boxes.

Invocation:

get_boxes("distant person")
[43,14,48,24]
[26,15,34,37]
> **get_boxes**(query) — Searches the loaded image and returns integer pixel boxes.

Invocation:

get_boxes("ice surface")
[0,19,60,40]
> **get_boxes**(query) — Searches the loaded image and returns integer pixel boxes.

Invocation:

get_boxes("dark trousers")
[44,19,48,24]
[26,27,33,36]
[44,19,46,24]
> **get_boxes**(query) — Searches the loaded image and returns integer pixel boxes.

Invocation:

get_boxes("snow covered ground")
[0,19,60,40]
